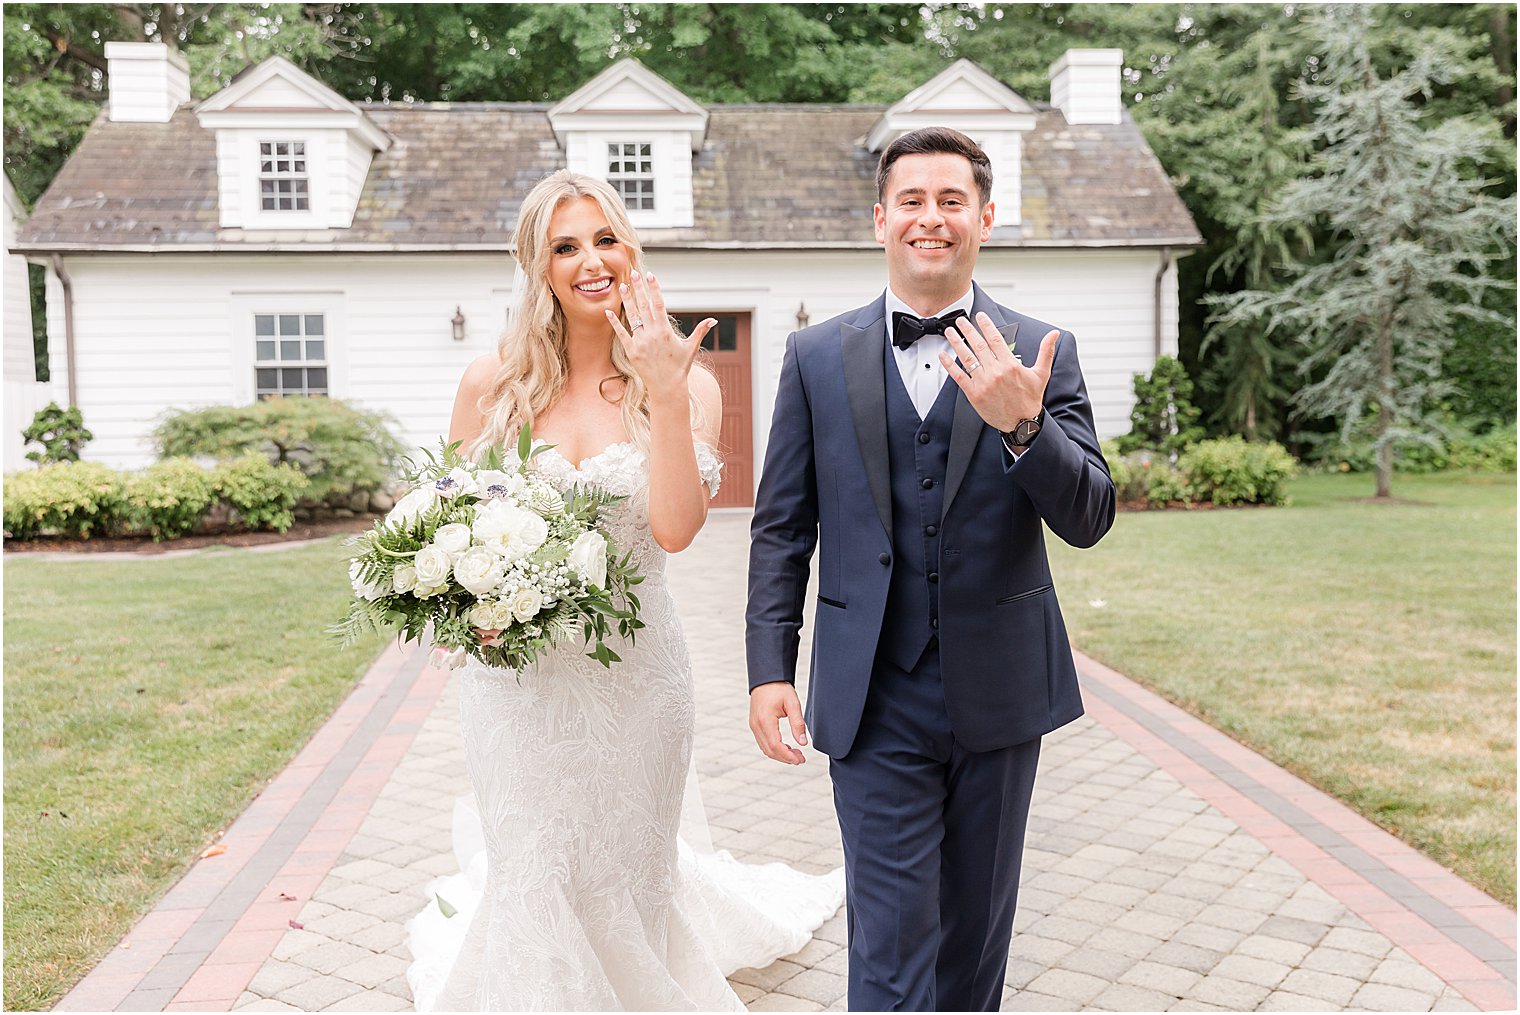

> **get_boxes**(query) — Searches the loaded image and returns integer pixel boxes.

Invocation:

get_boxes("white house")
[14,43,1200,507]
[4,175,47,470]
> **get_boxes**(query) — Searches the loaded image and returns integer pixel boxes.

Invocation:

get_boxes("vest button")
[921,478,934,490]
[931,617,939,629]
[928,572,939,584]
[918,432,931,444]
[925,524,938,537]
[878,553,891,566]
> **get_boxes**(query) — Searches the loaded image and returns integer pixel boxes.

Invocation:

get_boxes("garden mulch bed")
[4,516,377,555]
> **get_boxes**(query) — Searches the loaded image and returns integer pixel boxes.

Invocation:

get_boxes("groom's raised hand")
[749,681,809,765]
[939,313,1059,433]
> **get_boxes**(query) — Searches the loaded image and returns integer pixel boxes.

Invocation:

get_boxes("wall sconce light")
[451,306,466,342]
[796,302,809,329]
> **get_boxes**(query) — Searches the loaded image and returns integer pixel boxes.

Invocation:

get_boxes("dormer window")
[259,140,310,211]
[607,143,655,211]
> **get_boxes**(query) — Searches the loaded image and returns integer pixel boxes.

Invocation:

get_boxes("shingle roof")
[15,102,1200,252]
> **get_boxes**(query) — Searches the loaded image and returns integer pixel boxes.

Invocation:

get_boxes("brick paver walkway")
[57,513,1515,1012]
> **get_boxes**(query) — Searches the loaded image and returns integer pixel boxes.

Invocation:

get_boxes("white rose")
[454,545,508,597]
[488,600,516,629]
[509,585,544,623]
[414,582,449,599]
[472,500,549,561]
[392,564,417,594]
[567,531,608,590]
[432,522,473,558]
[385,486,440,527]
[349,559,386,601]
[475,470,522,501]
[413,545,453,587]
[433,466,479,500]
[467,601,497,629]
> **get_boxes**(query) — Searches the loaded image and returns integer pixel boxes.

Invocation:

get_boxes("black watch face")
[1013,418,1041,444]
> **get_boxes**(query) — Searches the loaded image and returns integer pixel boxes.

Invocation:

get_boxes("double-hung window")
[254,313,327,398]
[607,142,655,211]
[259,140,310,211]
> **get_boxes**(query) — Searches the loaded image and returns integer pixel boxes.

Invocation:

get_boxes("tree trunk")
[1376,316,1394,498]
[1245,393,1257,441]
[1492,6,1515,137]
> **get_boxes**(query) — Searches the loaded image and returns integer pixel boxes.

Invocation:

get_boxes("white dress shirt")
[884,286,973,419]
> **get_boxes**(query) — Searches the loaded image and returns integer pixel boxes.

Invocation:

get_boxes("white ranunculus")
[432,522,473,558]
[567,531,608,590]
[430,645,468,670]
[474,470,522,501]
[472,500,549,561]
[509,585,544,623]
[392,564,417,594]
[454,545,508,597]
[433,466,479,500]
[413,545,453,587]
[386,486,440,527]
[349,559,387,601]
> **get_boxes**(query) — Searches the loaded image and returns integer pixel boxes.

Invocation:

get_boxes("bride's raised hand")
[605,270,715,405]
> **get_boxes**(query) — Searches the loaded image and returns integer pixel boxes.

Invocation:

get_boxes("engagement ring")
[630,318,645,330]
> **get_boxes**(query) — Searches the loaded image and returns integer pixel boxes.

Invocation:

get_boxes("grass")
[1046,470,1517,906]
[2,538,388,1013]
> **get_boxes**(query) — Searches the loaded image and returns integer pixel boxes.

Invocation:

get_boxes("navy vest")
[877,340,960,671]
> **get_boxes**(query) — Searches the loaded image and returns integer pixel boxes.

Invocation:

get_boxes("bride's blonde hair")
[470,170,711,460]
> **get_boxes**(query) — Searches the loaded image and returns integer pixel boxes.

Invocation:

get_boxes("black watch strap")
[1003,410,1044,448]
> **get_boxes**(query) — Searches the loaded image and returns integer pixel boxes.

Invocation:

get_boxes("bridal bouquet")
[335,428,644,671]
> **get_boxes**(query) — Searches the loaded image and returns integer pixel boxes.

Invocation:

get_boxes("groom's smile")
[874,152,995,315]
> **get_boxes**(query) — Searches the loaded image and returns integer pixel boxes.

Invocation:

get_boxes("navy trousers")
[829,645,1041,1012]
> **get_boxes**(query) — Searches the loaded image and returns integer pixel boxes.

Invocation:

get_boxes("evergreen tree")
[1208,7,1516,498]
[1116,356,1205,459]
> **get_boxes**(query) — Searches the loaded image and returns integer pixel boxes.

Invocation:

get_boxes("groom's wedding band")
[966,359,982,373]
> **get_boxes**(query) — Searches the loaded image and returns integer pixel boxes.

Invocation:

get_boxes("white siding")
[5,180,46,471]
[48,255,515,467]
[51,247,1177,485]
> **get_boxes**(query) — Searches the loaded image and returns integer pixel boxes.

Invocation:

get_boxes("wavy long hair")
[470,170,710,460]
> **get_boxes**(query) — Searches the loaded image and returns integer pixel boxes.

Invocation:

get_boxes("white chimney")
[1049,49,1124,126]
[105,42,191,123]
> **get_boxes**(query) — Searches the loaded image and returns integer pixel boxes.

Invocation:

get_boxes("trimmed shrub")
[3,462,127,539]
[22,402,94,464]
[154,398,406,502]
[211,454,309,532]
[1445,423,1517,472]
[123,458,218,540]
[1116,356,1206,458]
[1180,437,1297,506]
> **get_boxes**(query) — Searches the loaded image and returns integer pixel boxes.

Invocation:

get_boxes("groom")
[746,126,1115,1011]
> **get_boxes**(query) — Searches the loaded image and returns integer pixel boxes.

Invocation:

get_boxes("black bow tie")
[891,309,969,350]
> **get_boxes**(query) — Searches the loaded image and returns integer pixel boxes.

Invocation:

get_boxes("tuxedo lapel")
[841,315,892,538]
[942,286,1019,522]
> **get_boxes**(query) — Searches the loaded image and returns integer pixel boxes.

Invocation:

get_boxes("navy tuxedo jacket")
[745,285,1116,758]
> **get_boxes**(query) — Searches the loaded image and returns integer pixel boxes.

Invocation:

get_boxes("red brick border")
[55,639,447,1012]
[1075,649,1517,1012]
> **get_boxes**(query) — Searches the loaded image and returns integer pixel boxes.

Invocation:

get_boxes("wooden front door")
[674,312,753,508]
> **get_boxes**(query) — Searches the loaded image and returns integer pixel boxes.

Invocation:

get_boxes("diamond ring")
[629,318,645,330]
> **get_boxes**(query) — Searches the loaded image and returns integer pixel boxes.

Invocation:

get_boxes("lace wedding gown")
[405,441,845,1011]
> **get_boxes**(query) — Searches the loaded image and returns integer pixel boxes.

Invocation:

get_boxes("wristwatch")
[1002,410,1044,451]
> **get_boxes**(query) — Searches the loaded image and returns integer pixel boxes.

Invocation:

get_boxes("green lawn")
[3,539,388,1013]
[1047,470,1517,906]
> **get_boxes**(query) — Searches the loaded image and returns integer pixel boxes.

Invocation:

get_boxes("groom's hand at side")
[749,681,809,765]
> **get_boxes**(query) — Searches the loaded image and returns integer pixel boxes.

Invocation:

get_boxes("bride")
[404,170,844,1011]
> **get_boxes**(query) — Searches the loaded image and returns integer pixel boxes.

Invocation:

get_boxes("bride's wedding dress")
[404,441,845,1011]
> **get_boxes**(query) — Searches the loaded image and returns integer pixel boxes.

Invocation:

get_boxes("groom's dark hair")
[876,127,993,208]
